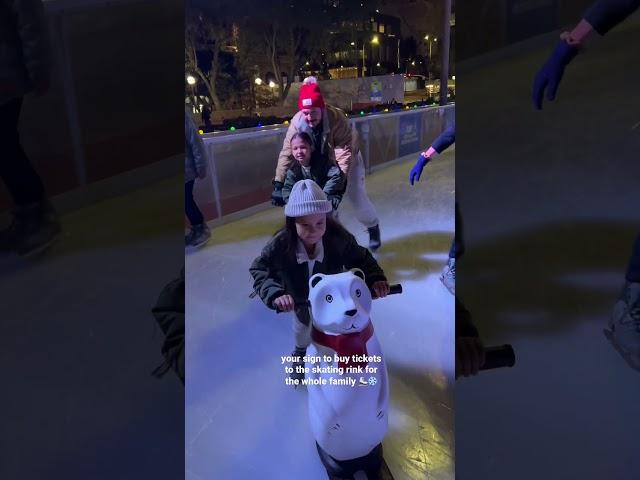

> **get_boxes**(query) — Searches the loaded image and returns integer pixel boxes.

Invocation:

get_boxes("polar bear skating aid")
[305,269,389,463]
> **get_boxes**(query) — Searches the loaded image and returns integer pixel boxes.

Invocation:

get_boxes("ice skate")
[440,257,455,295]
[604,281,640,371]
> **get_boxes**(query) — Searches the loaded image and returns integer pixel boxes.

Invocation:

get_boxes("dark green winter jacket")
[282,153,345,211]
[250,223,386,310]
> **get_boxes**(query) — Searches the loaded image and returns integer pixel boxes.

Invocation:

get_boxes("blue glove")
[409,155,429,185]
[532,39,579,110]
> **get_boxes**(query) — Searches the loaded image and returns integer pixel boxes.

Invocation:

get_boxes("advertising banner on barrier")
[398,113,422,157]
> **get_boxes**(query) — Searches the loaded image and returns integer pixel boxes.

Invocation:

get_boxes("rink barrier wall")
[199,104,455,225]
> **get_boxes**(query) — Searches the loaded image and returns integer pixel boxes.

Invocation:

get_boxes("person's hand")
[456,336,486,379]
[532,38,579,110]
[274,294,295,312]
[196,167,207,180]
[371,281,390,299]
[271,181,285,206]
[409,153,429,185]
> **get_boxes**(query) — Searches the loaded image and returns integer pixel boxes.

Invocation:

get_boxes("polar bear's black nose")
[345,309,357,317]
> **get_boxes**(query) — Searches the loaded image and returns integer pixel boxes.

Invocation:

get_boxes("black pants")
[0,97,45,206]
[185,179,204,227]
[449,201,464,259]
[626,233,640,283]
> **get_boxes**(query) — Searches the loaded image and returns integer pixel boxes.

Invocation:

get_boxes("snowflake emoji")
[368,376,377,386]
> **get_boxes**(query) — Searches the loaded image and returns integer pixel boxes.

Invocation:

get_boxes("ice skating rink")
[186,151,455,480]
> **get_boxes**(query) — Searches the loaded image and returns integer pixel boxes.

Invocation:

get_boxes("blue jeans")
[185,180,204,227]
[626,233,640,283]
[0,97,45,206]
[449,202,464,259]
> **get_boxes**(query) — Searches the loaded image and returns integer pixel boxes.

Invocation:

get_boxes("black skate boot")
[0,200,61,257]
[368,224,381,251]
[290,347,306,382]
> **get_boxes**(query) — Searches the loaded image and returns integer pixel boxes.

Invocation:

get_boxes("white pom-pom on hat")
[303,76,318,85]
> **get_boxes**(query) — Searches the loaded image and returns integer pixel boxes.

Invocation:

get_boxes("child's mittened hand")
[274,294,295,312]
[371,281,390,298]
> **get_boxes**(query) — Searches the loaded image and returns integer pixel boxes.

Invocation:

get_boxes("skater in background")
[409,125,458,295]
[532,0,640,369]
[0,0,60,256]
[251,179,389,380]
[185,108,210,248]
[201,104,211,128]
[281,132,345,213]
[271,77,383,251]
[409,126,484,377]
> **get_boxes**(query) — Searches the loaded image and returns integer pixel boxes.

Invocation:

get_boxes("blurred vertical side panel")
[1,0,184,479]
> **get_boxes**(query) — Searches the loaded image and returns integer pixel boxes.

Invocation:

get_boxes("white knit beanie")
[284,179,332,217]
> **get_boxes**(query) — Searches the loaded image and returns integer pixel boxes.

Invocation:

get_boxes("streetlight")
[186,75,197,113]
[268,80,277,103]
[370,36,380,77]
[254,77,263,85]
[426,35,437,61]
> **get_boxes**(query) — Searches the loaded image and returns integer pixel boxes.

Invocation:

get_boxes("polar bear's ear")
[350,268,365,281]
[310,274,324,289]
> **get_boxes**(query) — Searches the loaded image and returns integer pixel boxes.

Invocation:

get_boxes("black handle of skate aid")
[479,344,516,371]
[274,284,403,313]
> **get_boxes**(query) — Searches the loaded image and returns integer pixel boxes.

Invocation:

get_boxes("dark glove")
[328,195,341,211]
[409,155,429,185]
[532,39,579,110]
[271,180,285,206]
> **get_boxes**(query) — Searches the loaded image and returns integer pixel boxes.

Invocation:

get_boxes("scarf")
[311,321,374,370]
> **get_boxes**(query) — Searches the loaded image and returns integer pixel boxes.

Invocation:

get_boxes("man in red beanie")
[271,77,382,250]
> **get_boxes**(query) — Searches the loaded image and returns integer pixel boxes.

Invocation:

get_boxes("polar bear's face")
[308,269,372,335]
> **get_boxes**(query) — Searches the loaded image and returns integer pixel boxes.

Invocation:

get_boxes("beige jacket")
[275,104,360,182]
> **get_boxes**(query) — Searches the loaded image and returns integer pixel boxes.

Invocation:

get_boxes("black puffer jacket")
[250,223,386,310]
[282,152,345,211]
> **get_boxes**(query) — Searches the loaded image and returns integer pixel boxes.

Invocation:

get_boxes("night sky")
[188,0,441,46]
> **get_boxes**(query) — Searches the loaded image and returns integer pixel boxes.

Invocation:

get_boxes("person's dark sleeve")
[323,165,345,210]
[249,238,287,309]
[584,0,640,35]
[11,0,50,86]
[341,232,387,287]
[455,297,479,338]
[151,270,185,384]
[282,169,297,204]
[186,112,207,174]
[431,126,456,154]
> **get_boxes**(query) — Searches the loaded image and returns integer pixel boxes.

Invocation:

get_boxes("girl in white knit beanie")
[250,179,390,381]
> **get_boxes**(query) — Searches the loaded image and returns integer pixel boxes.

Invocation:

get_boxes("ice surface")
[186,152,455,480]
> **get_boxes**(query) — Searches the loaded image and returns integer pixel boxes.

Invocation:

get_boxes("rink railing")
[198,104,455,224]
